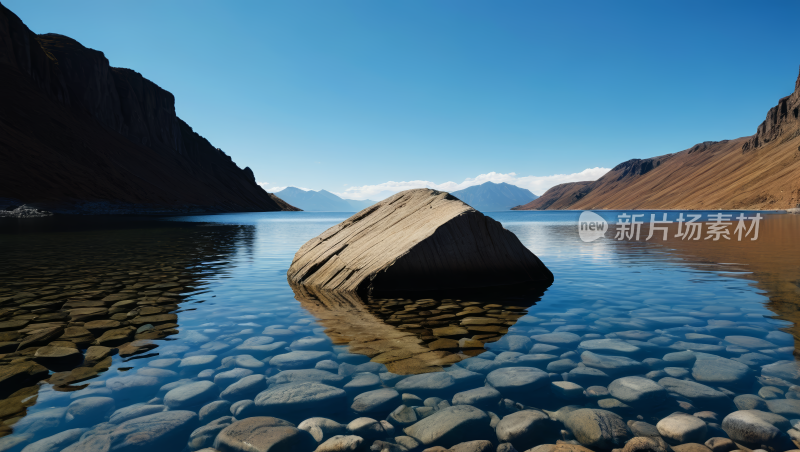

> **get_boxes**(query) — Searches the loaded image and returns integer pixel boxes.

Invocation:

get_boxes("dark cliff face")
[0,4,298,213]
[742,66,800,152]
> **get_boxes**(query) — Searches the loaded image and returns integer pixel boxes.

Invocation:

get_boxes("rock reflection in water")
[290,283,546,375]
[0,219,249,436]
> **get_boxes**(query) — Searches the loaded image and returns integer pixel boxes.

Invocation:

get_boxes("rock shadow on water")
[289,281,548,375]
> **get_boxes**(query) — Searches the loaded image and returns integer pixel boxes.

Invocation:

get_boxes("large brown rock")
[288,189,553,294]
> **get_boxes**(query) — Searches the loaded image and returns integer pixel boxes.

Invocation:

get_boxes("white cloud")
[332,167,610,201]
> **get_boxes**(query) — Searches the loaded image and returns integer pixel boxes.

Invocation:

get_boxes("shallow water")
[0,211,799,451]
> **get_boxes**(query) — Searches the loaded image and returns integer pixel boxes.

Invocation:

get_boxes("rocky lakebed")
[0,211,799,452]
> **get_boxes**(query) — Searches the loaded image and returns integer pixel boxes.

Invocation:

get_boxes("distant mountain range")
[451,182,538,211]
[276,187,376,212]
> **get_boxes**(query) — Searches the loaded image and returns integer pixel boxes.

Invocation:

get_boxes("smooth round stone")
[297,417,346,443]
[761,361,800,384]
[684,333,720,344]
[670,341,725,353]
[387,405,418,427]
[18,428,87,452]
[721,410,793,450]
[262,327,295,337]
[706,322,768,338]
[315,360,339,371]
[268,369,346,387]
[551,381,583,400]
[648,337,674,346]
[486,367,549,396]
[221,375,266,402]
[562,408,628,449]
[199,400,232,424]
[227,355,265,369]
[213,417,316,452]
[254,382,347,417]
[230,400,256,418]
[692,356,752,387]
[451,386,502,408]
[109,403,166,424]
[531,332,581,345]
[530,343,561,354]
[663,351,696,366]
[766,399,800,418]
[495,352,525,366]
[495,335,533,352]
[734,394,769,411]
[402,405,494,449]
[546,359,577,373]
[579,339,640,355]
[346,417,392,440]
[234,337,285,358]
[607,376,667,407]
[519,354,558,368]
[580,351,645,376]
[461,358,499,375]
[584,386,609,399]
[643,358,665,370]
[148,358,180,369]
[344,372,381,394]
[289,336,331,351]
[494,410,552,451]
[159,379,193,396]
[395,372,456,398]
[164,380,220,409]
[351,388,401,414]
[136,367,177,379]
[663,367,690,378]
[188,416,234,451]
[179,355,218,369]
[656,412,708,444]
[642,316,703,327]
[724,336,776,349]
[215,368,255,389]
[156,345,190,356]
[567,367,610,386]
[106,375,161,399]
[64,411,199,452]
[315,435,363,452]
[183,330,210,344]
[269,351,336,370]
[657,377,733,410]
[615,330,655,341]
[12,407,65,435]
[64,397,115,427]
[758,386,784,400]
[735,353,773,366]
[444,367,485,388]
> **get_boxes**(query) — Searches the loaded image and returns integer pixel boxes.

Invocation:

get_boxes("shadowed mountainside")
[0,4,297,213]
[514,67,800,211]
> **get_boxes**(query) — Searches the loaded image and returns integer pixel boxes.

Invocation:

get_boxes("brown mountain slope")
[0,3,298,213]
[514,68,800,211]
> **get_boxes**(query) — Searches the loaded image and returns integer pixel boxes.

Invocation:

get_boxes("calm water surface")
[0,211,798,451]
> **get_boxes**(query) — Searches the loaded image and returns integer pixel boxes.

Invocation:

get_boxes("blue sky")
[7,1,800,199]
